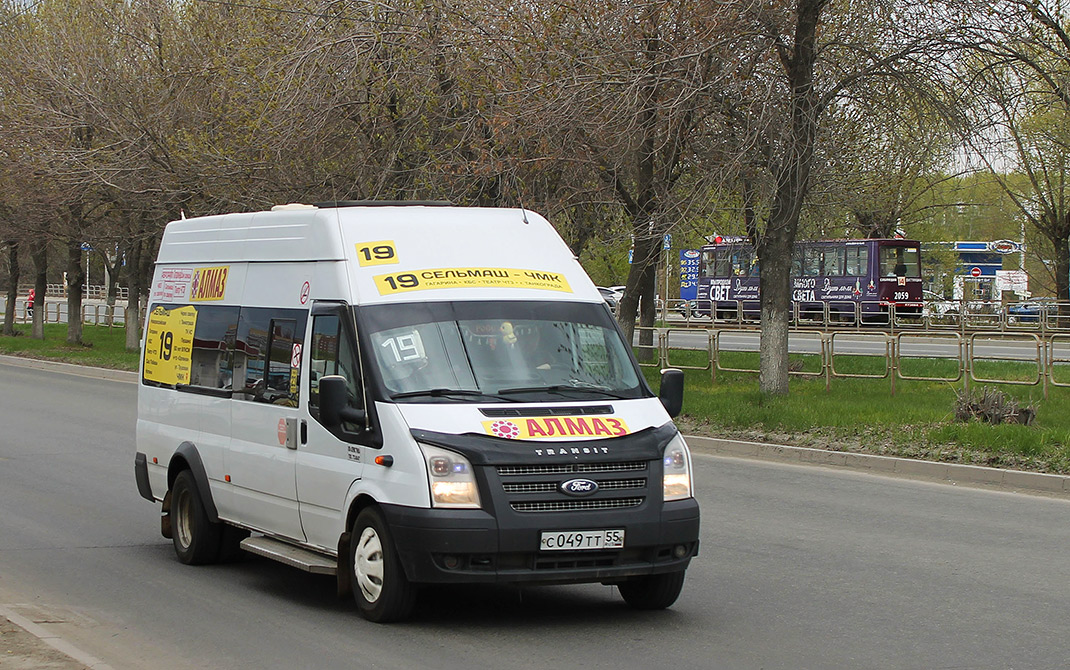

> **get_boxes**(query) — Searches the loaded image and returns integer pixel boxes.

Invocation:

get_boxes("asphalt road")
[2,361,1070,669]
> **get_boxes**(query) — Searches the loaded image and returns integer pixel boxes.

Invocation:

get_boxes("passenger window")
[189,306,239,389]
[233,307,306,406]
[309,314,363,423]
[142,303,238,390]
[845,247,868,276]
[803,248,821,276]
[822,248,845,276]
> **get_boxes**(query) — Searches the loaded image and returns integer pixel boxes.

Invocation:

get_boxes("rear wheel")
[618,570,686,610]
[171,470,222,565]
[350,507,417,623]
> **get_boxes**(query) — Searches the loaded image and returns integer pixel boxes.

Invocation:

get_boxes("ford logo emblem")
[560,478,599,497]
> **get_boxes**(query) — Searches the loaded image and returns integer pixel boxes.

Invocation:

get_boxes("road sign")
[970,267,982,277]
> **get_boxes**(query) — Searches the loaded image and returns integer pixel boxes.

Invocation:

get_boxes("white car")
[597,286,620,310]
[922,290,956,319]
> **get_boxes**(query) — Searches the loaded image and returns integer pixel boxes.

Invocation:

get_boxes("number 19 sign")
[144,305,198,385]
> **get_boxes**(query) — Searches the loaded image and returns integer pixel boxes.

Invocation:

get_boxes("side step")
[240,536,337,575]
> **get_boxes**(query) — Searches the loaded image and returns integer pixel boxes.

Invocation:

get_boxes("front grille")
[598,478,647,490]
[495,459,651,513]
[502,478,646,495]
[502,482,558,494]
[510,497,644,513]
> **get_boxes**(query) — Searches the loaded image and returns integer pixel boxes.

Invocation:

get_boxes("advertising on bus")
[695,238,923,322]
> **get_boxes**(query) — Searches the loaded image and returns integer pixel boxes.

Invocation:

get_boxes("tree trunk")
[104,249,122,327]
[124,240,142,351]
[65,239,85,345]
[616,233,659,361]
[2,240,19,336]
[758,227,794,393]
[755,0,826,396]
[1052,233,1069,316]
[31,245,46,340]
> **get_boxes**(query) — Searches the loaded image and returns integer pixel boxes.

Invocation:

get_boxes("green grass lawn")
[0,323,139,371]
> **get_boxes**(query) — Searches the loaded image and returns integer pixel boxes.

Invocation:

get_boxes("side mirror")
[319,375,366,429]
[659,368,684,418]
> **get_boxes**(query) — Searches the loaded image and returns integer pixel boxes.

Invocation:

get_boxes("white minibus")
[134,201,699,621]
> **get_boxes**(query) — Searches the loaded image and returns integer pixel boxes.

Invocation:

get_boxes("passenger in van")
[515,322,571,373]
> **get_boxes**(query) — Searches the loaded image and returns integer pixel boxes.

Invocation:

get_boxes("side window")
[822,248,845,276]
[142,303,238,390]
[309,313,363,413]
[803,247,821,276]
[233,307,307,406]
[845,247,868,276]
[190,305,239,389]
[713,250,732,277]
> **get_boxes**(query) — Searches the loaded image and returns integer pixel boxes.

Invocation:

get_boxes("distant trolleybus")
[696,237,923,322]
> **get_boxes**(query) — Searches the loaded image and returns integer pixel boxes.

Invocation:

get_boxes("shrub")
[954,386,1036,426]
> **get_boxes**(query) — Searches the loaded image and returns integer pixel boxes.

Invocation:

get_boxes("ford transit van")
[134,201,699,622]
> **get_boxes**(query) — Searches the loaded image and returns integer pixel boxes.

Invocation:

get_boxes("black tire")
[350,507,417,623]
[618,570,686,610]
[170,470,223,565]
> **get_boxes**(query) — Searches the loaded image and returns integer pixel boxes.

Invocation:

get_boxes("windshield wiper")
[390,388,520,402]
[496,385,631,399]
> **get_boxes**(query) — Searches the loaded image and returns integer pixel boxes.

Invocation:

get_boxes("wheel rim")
[174,486,193,550]
[354,526,385,603]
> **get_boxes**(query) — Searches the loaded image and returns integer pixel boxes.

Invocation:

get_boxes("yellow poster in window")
[143,305,198,385]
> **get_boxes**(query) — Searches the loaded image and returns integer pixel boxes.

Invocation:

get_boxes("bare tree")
[962,0,1070,304]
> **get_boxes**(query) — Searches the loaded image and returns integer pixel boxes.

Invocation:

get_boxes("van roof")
[156,204,602,306]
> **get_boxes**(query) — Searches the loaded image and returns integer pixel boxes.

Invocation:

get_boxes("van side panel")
[135,387,226,507]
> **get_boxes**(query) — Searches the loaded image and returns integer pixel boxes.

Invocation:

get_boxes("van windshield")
[358,301,645,402]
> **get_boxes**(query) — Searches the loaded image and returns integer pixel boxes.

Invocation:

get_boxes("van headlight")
[663,434,693,501]
[418,444,481,509]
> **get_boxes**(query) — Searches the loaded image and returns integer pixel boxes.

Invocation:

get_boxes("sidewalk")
[1,604,101,669]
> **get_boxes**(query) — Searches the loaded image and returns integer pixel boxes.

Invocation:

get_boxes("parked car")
[597,286,620,311]
[922,290,956,319]
[675,299,707,318]
[1007,301,1047,323]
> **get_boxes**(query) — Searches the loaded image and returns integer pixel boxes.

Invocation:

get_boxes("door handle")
[283,417,298,450]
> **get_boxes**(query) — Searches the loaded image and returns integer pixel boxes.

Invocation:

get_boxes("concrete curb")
[0,354,137,383]
[686,435,1070,498]
[0,604,115,670]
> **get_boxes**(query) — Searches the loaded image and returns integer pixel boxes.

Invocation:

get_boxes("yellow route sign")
[373,268,572,295]
[143,305,198,385]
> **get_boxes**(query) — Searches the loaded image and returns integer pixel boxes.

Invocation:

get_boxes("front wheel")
[170,470,222,565]
[350,507,417,623]
[618,570,686,610]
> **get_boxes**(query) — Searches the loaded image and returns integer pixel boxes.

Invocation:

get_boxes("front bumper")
[382,498,700,585]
